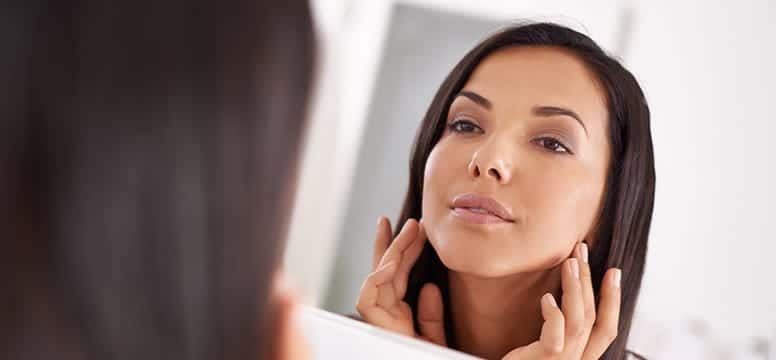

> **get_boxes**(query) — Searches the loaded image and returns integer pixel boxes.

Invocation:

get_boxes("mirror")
[289,0,775,359]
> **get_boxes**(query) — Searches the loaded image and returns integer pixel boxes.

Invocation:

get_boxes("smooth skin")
[357,47,622,359]
[358,218,621,359]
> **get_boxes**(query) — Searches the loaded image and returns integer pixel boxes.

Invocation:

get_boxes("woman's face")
[422,46,611,277]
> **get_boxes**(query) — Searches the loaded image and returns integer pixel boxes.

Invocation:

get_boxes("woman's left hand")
[502,243,622,360]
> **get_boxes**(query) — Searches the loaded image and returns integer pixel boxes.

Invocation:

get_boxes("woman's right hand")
[356,217,447,346]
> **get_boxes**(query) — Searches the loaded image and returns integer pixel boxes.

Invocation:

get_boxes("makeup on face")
[450,192,515,224]
[421,46,611,277]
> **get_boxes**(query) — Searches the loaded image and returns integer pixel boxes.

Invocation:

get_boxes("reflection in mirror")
[287,1,776,359]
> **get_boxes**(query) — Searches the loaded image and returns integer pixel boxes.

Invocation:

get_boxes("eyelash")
[448,119,574,155]
[447,119,483,134]
[533,137,573,155]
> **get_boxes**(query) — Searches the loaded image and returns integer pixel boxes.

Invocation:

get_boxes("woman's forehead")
[462,46,608,115]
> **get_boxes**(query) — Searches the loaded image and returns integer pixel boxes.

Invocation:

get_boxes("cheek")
[419,139,607,276]
[421,142,468,250]
[422,145,451,221]
[522,169,606,244]
[422,139,469,207]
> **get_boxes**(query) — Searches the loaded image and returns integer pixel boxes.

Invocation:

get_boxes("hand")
[355,217,447,346]
[502,243,622,360]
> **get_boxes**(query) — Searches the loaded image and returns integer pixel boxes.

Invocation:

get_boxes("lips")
[450,193,515,223]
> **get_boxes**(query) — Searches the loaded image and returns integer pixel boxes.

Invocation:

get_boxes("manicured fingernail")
[612,269,621,288]
[542,293,557,308]
[569,258,579,279]
[580,243,589,264]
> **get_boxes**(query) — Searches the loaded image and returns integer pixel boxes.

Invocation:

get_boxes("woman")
[357,22,654,359]
[2,1,314,359]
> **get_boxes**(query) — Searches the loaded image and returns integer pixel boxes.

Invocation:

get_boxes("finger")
[356,261,398,316]
[393,220,427,299]
[561,257,586,340]
[583,268,622,360]
[377,219,419,302]
[372,216,392,272]
[539,293,565,354]
[576,243,596,326]
[563,243,596,358]
[502,293,565,359]
[398,219,426,278]
[377,219,419,269]
[417,283,447,347]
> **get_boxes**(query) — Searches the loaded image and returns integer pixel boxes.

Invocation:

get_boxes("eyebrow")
[455,90,589,138]
[533,106,589,137]
[457,90,492,109]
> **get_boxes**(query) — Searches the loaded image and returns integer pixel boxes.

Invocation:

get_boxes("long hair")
[1,1,314,359]
[395,22,655,359]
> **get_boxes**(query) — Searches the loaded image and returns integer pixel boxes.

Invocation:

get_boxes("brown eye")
[448,119,483,134]
[535,137,572,154]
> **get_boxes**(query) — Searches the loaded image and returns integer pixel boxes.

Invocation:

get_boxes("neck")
[448,266,562,360]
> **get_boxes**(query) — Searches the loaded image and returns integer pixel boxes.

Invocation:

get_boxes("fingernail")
[612,269,621,288]
[580,243,589,264]
[569,258,579,279]
[542,293,557,308]
[402,220,411,231]
[377,216,384,227]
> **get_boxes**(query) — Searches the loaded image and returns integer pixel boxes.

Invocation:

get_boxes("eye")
[535,137,572,154]
[448,119,483,134]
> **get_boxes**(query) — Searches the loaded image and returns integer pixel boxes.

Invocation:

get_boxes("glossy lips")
[450,193,515,224]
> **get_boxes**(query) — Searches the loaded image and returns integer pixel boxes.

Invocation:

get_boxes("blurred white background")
[286,0,776,358]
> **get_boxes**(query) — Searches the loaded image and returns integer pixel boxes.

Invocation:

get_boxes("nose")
[467,139,514,184]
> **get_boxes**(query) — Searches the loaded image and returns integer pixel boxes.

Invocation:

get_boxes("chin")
[427,221,569,279]
[428,229,529,278]
[437,249,527,278]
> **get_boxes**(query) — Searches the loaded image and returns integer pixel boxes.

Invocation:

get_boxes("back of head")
[1,1,314,359]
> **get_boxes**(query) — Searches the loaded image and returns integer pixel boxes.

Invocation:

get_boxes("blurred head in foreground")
[1,1,315,359]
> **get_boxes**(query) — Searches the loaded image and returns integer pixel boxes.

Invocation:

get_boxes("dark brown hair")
[1,1,314,359]
[395,22,655,359]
